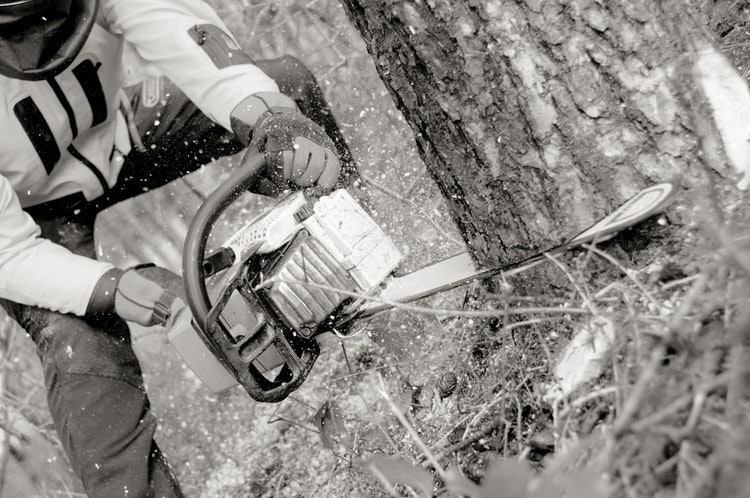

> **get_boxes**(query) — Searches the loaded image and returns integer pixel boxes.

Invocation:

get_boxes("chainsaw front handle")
[182,153,319,403]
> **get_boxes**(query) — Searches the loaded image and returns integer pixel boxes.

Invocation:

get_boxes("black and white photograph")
[0,1,749,496]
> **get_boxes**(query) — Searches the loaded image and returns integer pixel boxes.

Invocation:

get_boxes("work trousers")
[0,56,352,497]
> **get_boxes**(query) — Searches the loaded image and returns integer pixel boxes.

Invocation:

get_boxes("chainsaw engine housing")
[169,189,402,396]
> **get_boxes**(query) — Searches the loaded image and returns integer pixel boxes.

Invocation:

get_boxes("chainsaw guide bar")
[331,180,680,329]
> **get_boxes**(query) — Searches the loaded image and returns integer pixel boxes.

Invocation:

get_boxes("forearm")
[0,239,112,315]
[102,0,279,130]
[0,175,112,315]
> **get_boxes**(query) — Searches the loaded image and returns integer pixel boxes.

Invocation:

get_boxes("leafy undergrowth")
[360,209,750,498]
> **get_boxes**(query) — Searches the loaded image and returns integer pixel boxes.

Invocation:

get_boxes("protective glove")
[230,92,341,191]
[87,267,183,328]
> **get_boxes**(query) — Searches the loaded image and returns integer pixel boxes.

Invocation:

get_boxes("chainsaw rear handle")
[182,153,319,403]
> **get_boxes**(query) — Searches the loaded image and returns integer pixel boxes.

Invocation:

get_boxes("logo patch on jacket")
[188,24,253,69]
[141,77,162,108]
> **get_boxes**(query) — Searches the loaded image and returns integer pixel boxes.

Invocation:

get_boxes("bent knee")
[39,314,143,388]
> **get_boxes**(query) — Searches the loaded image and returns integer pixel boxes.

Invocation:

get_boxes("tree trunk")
[338,0,750,267]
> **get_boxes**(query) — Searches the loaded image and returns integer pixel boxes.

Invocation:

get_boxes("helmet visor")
[0,0,98,80]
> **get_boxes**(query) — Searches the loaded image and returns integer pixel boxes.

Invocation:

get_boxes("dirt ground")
[1,1,749,497]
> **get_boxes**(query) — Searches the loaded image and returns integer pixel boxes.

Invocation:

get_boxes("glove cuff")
[86,268,125,319]
[230,92,298,146]
[88,266,182,327]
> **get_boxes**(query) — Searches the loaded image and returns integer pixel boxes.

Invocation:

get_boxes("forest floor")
[1,1,750,497]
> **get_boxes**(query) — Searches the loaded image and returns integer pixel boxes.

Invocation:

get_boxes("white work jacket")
[0,0,279,315]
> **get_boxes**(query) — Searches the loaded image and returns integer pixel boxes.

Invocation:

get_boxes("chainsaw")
[169,154,679,402]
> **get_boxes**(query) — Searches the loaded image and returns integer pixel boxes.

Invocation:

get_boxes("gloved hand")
[230,92,341,191]
[87,267,184,328]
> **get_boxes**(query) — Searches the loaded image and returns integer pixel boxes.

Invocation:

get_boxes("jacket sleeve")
[0,176,113,316]
[102,0,281,130]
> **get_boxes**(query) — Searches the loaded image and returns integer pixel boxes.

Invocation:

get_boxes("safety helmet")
[0,0,99,80]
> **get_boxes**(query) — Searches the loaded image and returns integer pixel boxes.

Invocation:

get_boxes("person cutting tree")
[0,0,350,495]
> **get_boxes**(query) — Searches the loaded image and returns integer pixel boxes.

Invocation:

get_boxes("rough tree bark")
[338,0,750,267]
